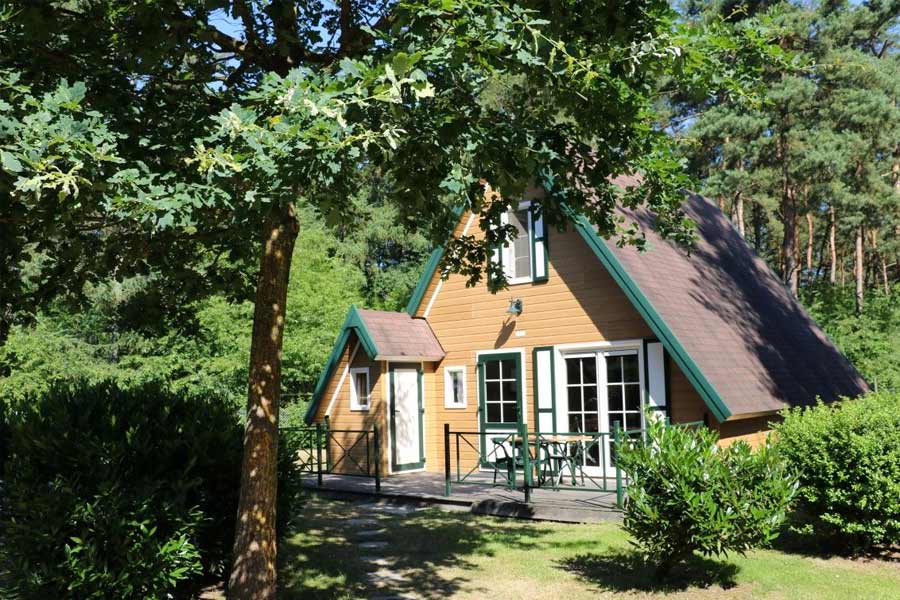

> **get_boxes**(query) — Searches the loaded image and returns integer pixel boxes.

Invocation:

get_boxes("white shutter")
[646,342,667,417]
[534,347,556,432]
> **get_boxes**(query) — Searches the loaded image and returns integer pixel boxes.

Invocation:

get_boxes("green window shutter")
[530,202,549,282]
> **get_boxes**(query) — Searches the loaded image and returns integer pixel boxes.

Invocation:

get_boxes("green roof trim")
[405,205,466,316]
[405,247,445,316]
[562,204,732,421]
[304,305,379,423]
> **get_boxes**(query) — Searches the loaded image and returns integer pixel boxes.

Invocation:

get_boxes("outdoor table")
[490,434,597,488]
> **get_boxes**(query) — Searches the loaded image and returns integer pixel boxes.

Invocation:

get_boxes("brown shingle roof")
[605,193,869,417]
[357,308,445,361]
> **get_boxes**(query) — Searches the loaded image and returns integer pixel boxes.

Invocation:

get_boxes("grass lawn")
[280,495,900,600]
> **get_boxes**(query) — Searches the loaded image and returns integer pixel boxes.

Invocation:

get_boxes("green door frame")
[389,362,425,472]
[477,351,524,466]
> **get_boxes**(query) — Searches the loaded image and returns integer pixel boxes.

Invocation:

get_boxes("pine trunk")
[806,212,814,272]
[782,187,799,296]
[229,203,299,600]
[829,206,837,284]
[734,192,745,237]
[855,224,865,314]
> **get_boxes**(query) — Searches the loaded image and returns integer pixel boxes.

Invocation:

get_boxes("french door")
[563,350,643,472]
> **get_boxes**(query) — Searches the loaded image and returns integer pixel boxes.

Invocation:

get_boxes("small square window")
[350,367,370,411]
[444,366,467,409]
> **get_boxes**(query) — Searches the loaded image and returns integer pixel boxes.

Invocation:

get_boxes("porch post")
[443,423,451,496]
[374,424,382,494]
[614,422,623,509]
[315,422,323,488]
[520,422,531,503]
[324,415,332,472]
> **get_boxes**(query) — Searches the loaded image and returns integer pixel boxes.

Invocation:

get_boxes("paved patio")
[300,470,622,523]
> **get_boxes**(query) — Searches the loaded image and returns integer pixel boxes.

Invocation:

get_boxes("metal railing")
[280,419,381,492]
[443,420,705,508]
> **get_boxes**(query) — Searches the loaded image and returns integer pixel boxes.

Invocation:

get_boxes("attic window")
[350,367,370,411]
[490,200,548,285]
[506,208,532,283]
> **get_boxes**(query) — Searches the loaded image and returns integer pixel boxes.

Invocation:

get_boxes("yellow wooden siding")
[418,215,710,473]
[716,415,777,449]
[310,333,389,475]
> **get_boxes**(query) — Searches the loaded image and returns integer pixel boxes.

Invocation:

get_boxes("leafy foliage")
[0,209,366,411]
[774,393,900,552]
[0,380,243,599]
[803,284,900,392]
[617,418,797,577]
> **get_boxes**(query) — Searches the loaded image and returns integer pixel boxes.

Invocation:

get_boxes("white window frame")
[501,201,534,285]
[443,366,468,409]
[349,367,371,411]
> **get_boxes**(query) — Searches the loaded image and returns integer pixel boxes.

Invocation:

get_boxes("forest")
[1,1,898,599]
[4,1,898,407]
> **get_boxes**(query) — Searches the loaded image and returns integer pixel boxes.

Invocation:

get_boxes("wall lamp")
[506,298,523,316]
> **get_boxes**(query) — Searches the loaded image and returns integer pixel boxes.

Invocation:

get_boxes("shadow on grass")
[279,496,550,600]
[558,549,739,593]
[770,524,900,563]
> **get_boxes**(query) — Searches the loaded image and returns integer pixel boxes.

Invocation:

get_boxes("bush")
[617,418,796,577]
[0,380,243,599]
[773,393,900,551]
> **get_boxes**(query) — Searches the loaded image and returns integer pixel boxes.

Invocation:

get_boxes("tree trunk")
[752,202,764,254]
[806,212,814,272]
[734,191,745,237]
[229,202,299,600]
[829,206,837,284]
[855,224,865,314]
[782,187,799,296]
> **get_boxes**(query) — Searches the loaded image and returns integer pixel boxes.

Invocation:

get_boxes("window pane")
[584,391,598,412]
[606,356,622,383]
[484,360,499,380]
[626,413,642,431]
[569,414,583,433]
[582,358,597,384]
[584,413,599,433]
[486,381,501,402]
[509,208,528,235]
[502,379,518,403]
[500,359,516,379]
[624,384,641,411]
[487,402,502,423]
[607,413,623,430]
[566,358,581,384]
[607,385,623,411]
[623,354,639,382]
[508,209,531,279]
[567,387,582,411]
[504,401,519,423]
[514,249,531,279]
[451,371,464,404]
[355,373,367,401]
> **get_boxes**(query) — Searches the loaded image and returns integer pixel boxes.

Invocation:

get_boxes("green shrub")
[0,380,243,599]
[617,418,796,577]
[773,393,900,551]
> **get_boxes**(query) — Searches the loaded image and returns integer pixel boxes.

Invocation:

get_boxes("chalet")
[304,181,868,478]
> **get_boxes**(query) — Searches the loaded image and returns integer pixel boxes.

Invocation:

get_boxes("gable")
[406,195,869,420]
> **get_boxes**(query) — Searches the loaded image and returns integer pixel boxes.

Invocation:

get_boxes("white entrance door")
[563,350,643,474]
[390,365,424,471]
